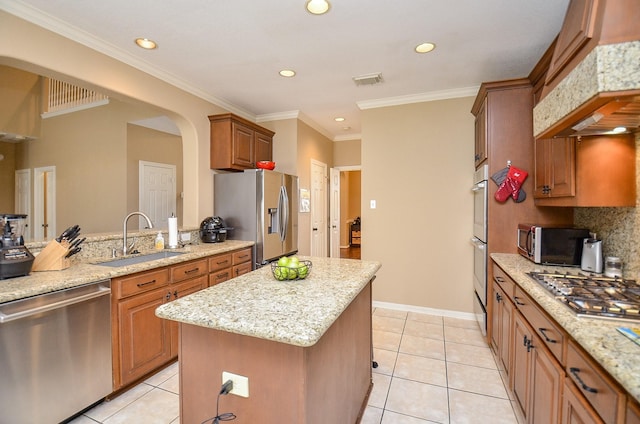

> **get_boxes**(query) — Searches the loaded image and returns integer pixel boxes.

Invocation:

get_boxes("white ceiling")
[1,0,570,140]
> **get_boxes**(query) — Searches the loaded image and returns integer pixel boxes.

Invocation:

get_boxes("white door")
[33,166,56,239]
[310,159,327,257]
[14,169,31,239]
[329,168,340,258]
[139,161,176,229]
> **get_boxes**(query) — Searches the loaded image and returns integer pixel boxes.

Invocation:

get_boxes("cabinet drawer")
[233,262,252,278]
[566,340,623,424]
[114,268,170,299]
[171,259,208,283]
[232,248,252,265]
[209,268,232,286]
[208,253,232,273]
[514,287,565,363]
[493,263,516,298]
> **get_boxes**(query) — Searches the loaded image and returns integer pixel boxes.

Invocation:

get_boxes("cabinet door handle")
[495,292,502,303]
[538,328,557,343]
[165,292,172,301]
[216,260,229,265]
[495,276,504,283]
[184,267,199,275]
[569,367,598,394]
[137,279,156,288]
[173,290,178,299]
[514,296,525,306]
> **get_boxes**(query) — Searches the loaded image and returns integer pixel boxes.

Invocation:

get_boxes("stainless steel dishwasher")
[0,280,112,424]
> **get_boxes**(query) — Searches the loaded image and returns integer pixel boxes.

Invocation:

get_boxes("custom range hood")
[533,1,640,139]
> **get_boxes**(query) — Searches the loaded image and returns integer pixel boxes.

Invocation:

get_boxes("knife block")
[32,240,71,271]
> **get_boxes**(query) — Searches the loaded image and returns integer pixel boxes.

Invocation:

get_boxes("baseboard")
[372,300,476,321]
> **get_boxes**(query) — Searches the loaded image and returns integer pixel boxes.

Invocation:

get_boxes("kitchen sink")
[97,251,185,267]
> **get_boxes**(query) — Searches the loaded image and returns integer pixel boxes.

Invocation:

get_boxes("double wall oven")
[471,165,488,335]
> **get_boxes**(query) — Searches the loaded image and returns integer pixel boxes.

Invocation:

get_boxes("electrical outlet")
[222,372,249,398]
[370,199,377,209]
[180,232,191,242]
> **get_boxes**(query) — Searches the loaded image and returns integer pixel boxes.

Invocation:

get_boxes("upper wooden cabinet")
[533,137,576,199]
[534,133,636,206]
[474,97,488,168]
[209,113,274,171]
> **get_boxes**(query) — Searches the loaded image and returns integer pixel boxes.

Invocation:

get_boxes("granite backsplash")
[574,132,640,280]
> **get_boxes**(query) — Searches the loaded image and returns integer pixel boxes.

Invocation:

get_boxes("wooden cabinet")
[545,0,599,86]
[474,97,488,168]
[563,377,604,424]
[512,312,564,424]
[112,248,252,390]
[533,137,576,199]
[112,268,172,389]
[627,399,640,424]
[490,277,513,381]
[534,134,636,207]
[209,113,274,171]
[566,340,625,424]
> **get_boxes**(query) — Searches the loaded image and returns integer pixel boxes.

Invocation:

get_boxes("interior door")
[139,161,176,229]
[310,159,327,257]
[329,168,340,258]
[33,166,55,239]
[14,169,31,239]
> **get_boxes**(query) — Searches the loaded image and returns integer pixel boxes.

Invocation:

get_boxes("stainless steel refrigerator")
[214,169,298,268]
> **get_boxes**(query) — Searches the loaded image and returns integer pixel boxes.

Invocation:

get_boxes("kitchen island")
[155,256,381,424]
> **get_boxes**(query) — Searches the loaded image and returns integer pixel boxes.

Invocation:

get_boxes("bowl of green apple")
[271,256,312,281]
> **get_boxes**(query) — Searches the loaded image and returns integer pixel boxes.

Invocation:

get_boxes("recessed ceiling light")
[612,126,627,134]
[306,0,330,15]
[279,69,296,77]
[415,42,436,53]
[334,117,345,122]
[135,38,157,49]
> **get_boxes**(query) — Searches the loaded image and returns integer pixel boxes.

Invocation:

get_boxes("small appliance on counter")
[517,224,590,266]
[0,214,34,279]
[581,234,603,273]
[199,216,233,243]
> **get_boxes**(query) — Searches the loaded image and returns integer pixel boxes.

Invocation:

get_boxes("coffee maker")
[581,234,603,274]
[0,214,35,279]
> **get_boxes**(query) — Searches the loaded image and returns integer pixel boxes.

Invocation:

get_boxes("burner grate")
[527,271,640,322]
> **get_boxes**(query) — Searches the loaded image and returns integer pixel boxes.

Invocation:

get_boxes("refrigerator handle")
[279,186,289,242]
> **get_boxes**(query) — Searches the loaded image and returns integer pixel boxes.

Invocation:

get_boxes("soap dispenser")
[155,232,165,250]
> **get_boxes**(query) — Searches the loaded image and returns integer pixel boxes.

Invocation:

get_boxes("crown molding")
[357,86,479,110]
[0,0,255,120]
[333,134,362,142]
[256,110,300,122]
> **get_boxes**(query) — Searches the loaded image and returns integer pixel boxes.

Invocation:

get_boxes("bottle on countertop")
[155,232,165,250]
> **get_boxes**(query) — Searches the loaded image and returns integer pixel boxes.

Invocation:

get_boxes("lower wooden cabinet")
[563,378,604,424]
[490,261,638,424]
[112,247,253,390]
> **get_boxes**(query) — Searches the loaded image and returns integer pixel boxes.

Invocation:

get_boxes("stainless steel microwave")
[517,224,590,266]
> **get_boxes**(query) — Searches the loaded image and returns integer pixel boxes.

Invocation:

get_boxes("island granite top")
[492,253,640,403]
[0,240,254,304]
[155,257,382,348]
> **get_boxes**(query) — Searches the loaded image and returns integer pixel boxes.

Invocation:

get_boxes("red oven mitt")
[494,166,528,202]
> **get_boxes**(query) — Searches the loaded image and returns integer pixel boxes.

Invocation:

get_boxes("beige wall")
[362,97,475,313]
[333,139,361,166]
[0,64,41,137]
[0,11,226,231]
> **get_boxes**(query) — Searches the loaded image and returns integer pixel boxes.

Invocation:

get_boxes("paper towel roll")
[168,216,178,248]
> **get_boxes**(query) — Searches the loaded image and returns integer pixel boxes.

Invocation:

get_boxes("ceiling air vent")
[353,73,383,86]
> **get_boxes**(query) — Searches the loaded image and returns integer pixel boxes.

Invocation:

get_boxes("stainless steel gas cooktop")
[527,271,640,322]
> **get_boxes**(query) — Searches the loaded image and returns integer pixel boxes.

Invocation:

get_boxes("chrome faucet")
[123,211,154,256]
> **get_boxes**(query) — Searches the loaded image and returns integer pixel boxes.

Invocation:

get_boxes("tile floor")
[69,308,519,424]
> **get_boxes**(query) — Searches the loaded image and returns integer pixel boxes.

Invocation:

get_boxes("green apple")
[297,264,309,279]
[273,266,288,281]
[277,256,289,267]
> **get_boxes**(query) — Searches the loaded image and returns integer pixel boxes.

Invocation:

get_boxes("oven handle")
[471,182,486,192]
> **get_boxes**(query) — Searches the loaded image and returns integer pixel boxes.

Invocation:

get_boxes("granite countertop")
[155,257,382,348]
[0,240,254,304]
[492,253,640,403]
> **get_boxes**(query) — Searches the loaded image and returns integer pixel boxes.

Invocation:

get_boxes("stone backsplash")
[574,133,640,280]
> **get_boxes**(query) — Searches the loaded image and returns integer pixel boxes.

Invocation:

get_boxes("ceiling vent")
[353,73,383,86]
